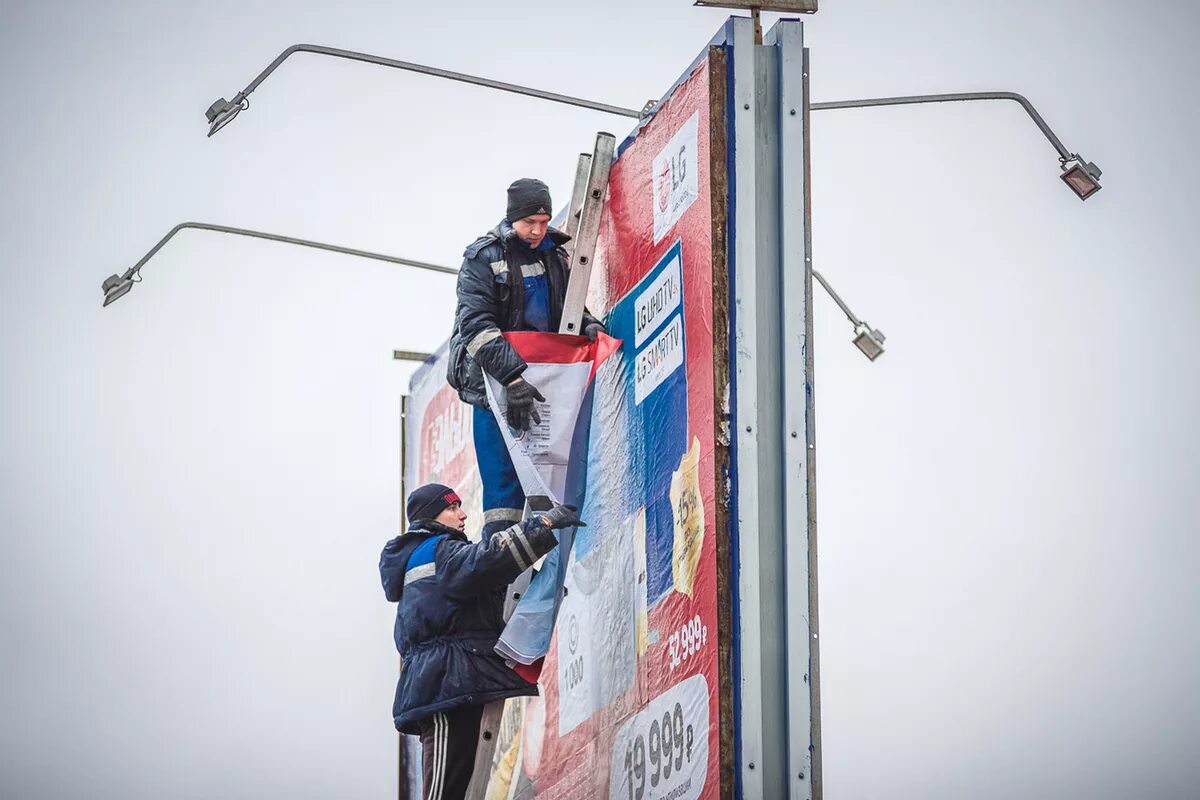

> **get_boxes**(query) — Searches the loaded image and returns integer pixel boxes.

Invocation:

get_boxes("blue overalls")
[474,237,554,539]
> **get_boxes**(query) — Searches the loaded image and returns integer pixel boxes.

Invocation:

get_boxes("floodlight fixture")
[101,221,457,307]
[1059,155,1102,200]
[101,272,135,306]
[205,44,642,137]
[811,91,1101,201]
[852,325,886,361]
[205,95,247,137]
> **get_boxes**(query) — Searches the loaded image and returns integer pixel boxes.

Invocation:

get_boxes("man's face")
[435,502,468,532]
[512,214,551,249]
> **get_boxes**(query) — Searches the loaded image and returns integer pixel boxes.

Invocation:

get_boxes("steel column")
[729,15,788,799]
[730,16,819,798]
[768,20,821,798]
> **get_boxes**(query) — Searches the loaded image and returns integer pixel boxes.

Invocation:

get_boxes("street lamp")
[205,44,642,137]
[812,270,885,361]
[100,221,456,307]
[851,325,886,361]
[102,273,134,307]
[205,96,246,137]
[811,91,1101,201]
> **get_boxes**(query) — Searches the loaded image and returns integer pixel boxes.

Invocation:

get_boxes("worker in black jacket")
[380,482,585,799]
[447,178,605,538]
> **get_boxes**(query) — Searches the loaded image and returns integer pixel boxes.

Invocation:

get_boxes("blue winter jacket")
[446,220,601,408]
[379,518,560,734]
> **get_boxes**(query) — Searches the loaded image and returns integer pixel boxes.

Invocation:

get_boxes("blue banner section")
[577,241,688,605]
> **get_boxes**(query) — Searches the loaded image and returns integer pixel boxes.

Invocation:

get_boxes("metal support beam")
[730,17,820,798]
[800,44,824,795]
[694,0,819,12]
[397,391,409,799]
[768,20,820,798]
[729,16,788,798]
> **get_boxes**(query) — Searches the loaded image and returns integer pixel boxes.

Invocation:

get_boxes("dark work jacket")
[379,518,559,734]
[447,219,600,408]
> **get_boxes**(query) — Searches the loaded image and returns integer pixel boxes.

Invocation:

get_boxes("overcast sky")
[2,1,1197,797]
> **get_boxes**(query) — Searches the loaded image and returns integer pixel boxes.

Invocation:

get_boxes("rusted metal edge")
[708,45,737,800]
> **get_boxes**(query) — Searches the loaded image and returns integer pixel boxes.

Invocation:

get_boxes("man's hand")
[538,503,587,530]
[583,321,606,342]
[505,377,545,432]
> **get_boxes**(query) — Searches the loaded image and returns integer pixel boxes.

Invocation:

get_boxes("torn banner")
[483,331,621,676]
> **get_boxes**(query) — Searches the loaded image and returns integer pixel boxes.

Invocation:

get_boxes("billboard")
[403,43,731,800]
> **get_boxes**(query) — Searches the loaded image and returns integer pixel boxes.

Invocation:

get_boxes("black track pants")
[418,703,484,800]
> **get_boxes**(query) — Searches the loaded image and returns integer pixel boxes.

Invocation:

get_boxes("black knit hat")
[506,178,553,223]
[406,483,462,523]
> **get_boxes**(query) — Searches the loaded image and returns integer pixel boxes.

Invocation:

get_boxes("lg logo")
[657,144,688,213]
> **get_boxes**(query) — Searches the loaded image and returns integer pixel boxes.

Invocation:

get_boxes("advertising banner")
[404,47,723,799]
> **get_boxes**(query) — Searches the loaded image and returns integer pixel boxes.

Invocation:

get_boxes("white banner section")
[482,332,620,667]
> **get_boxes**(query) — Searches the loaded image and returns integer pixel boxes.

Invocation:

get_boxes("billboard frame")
[395,17,822,799]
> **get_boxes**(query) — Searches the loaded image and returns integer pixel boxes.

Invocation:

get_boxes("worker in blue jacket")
[381,482,585,799]
[447,178,605,539]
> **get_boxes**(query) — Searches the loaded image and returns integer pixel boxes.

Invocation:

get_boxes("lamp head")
[852,325,885,361]
[1060,155,1102,201]
[102,273,134,307]
[206,95,244,137]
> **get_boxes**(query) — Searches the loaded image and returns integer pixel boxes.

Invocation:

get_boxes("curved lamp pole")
[205,46,1100,200]
[100,224,880,361]
[205,43,644,136]
[99,224,874,364]
[100,221,456,307]
[811,91,1102,200]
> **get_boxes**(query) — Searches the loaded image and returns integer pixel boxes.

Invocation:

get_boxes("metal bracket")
[693,1,818,12]
[392,349,434,362]
[558,132,616,335]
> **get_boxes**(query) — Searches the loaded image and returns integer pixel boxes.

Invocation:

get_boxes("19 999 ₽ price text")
[609,674,709,800]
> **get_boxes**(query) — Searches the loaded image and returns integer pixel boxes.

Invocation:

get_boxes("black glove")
[505,378,545,432]
[539,503,587,530]
[583,321,606,342]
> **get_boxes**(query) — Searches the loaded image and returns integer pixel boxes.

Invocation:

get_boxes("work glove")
[539,503,587,530]
[505,377,545,432]
[583,320,606,342]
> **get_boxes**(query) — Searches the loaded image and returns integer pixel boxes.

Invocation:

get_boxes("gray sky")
[2,1,1197,797]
